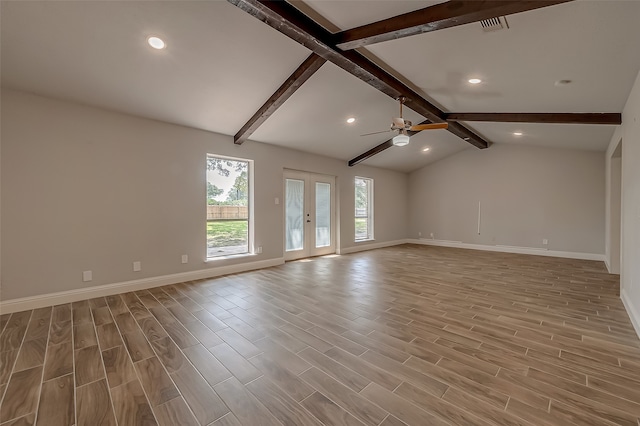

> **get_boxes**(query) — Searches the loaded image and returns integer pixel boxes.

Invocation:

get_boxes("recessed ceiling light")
[513,131,523,136]
[346,117,356,124]
[147,36,166,50]
[422,147,431,152]
[468,78,482,84]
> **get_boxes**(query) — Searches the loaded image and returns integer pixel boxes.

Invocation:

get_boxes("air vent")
[480,16,509,32]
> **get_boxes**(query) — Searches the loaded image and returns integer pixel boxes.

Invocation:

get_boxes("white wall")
[1,89,408,301]
[616,69,640,335]
[408,144,605,256]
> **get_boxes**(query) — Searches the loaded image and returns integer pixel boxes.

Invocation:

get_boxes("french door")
[284,170,336,261]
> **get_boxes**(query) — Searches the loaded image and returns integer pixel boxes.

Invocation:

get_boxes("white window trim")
[206,154,254,258]
[355,176,374,242]
[205,253,257,262]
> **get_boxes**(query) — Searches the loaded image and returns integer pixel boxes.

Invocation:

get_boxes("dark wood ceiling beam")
[227,0,437,121]
[444,112,622,125]
[348,111,621,167]
[349,139,393,167]
[227,0,490,152]
[234,53,326,145]
[334,1,573,50]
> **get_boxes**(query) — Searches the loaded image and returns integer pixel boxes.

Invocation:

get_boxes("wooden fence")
[207,205,248,220]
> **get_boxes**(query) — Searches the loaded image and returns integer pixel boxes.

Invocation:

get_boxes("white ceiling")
[2,0,640,172]
[0,1,310,135]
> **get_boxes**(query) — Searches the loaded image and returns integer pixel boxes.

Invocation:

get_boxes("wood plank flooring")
[1,244,639,425]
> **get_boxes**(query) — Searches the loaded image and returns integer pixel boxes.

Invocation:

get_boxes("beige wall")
[1,89,408,300]
[615,68,640,334]
[4,85,635,337]
[408,144,605,255]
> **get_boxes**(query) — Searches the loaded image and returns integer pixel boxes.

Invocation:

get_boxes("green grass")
[207,220,248,248]
[355,218,369,239]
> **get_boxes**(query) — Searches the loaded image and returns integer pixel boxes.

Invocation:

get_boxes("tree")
[206,156,248,205]
[207,182,223,205]
[226,171,248,205]
[206,157,245,177]
[355,178,368,210]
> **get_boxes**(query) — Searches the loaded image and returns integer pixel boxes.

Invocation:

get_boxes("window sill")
[355,239,375,243]
[205,252,256,262]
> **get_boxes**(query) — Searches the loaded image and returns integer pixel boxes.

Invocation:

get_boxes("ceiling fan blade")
[360,129,392,137]
[409,123,449,131]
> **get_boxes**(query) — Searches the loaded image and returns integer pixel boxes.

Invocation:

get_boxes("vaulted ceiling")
[2,1,640,172]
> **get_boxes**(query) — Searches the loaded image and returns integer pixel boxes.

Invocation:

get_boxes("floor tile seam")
[0,310,44,424]
[104,296,157,426]
[130,291,234,425]
[30,309,54,426]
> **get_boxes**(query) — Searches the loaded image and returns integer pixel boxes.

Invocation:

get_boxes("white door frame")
[284,170,336,261]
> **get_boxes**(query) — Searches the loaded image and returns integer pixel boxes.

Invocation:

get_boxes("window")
[355,177,373,241]
[206,155,252,257]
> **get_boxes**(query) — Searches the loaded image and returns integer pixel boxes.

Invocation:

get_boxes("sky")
[206,168,242,201]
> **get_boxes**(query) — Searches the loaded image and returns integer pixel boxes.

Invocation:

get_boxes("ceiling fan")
[361,96,448,146]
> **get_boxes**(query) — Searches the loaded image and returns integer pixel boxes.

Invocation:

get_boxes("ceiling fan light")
[392,133,410,147]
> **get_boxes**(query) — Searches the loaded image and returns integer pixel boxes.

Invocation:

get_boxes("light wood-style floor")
[1,244,640,426]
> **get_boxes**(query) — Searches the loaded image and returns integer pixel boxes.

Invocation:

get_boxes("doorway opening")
[608,139,622,274]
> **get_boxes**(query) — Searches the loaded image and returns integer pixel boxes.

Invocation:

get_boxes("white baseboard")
[0,258,284,314]
[406,239,606,262]
[621,290,640,339]
[0,240,610,314]
[337,239,409,255]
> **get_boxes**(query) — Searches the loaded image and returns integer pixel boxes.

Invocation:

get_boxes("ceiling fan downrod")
[398,96,406,118]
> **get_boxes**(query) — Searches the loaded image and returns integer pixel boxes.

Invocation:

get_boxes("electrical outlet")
[418,232,422,238]
[181,254,188,264]
[430,232,434,239]
[256,246,263,254]
[275,197,280,205]
[133,261,141,272]
[82,270,92,282]
[542,239,548,245]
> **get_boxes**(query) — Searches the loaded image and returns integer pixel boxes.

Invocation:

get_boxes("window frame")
[354,176,374,242]
[205,154,254,259]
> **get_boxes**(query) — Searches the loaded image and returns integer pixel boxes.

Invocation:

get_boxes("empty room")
[2,1,640,425]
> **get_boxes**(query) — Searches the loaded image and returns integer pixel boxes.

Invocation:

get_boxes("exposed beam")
[227,0,490,153]
[334,1,573,50]
[349,139,393,167]
[444,112,622,125]
[234,53,326,144]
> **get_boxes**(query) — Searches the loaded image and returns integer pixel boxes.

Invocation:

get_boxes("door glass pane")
[315,182,331,248]
[285,179,304,251]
